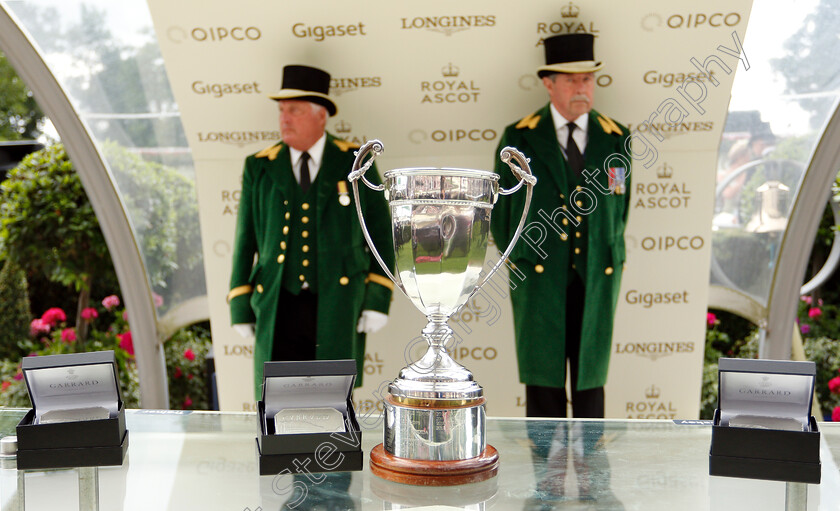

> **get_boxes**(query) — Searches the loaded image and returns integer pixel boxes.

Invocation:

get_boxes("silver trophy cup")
[349,140,535,485]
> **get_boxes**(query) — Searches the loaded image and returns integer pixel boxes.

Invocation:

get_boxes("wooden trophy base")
[369,443,499,486]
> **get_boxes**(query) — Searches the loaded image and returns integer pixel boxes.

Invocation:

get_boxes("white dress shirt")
[289,133,326,184]
[550,104,588,157]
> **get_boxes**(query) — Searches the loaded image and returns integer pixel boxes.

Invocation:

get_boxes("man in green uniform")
[227,65,394,398]
[491,34,631,419]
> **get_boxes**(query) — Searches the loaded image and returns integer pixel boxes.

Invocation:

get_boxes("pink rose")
[41,307,66,327]
[173,367,182,379]
[800,324,811,335]
[102,295,120,310]
[153,293,164,308]
[184,348,196,361]
[801,295,812,304]
[187,373,194,380]
[183,396,193,408]
[833,406,840,422]
[13,373,23,381]
[1,382,10,391]
[81,307,99,320]
[829,377,840,394]
[60,328,76,344]
[30,318,50,337]
[118,331,134,356]
[808,307,822,319]
[706,312,717,327]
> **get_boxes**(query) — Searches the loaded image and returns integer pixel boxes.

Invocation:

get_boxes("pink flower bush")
[60,328,76,344]
[41,308,66,327]
[173,367,182,379]
[30,318,50,337]
[1,382,9,391]
[800,324,811,335]
[183,396,193,408]
[81,307,99,320]
[829,377,840,394]
[801,295,812,304]
[184,349,196,361]
[833,406,840,422]
[808,307,822,319]
[153,293,164,308]
[13,373,23,381]
[102,295,120,310]
[706,312,717,327]
[118,331,134,356]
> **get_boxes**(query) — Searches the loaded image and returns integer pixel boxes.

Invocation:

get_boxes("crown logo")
[645,384,661,399]
[441,62,460,77]
[760,376,772,388]
[561,2,580,18]
[335,120,351,134]
[66,368,78,380]
[657,162,673,179]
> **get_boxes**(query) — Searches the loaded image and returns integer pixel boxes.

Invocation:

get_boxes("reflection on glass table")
[0,410,838,510]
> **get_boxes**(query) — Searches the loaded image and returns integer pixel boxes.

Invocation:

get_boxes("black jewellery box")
[16,351,129,470]
[709,358,820,484]
[256,359,363,476]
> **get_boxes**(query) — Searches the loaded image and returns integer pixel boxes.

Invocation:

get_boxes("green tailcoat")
[228,134,394,398]
[491,104,631,390]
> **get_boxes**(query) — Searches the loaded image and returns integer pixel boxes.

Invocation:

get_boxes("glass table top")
[0,409,838,510]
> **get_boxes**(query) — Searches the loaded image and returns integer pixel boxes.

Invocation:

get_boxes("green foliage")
[803,336,840,418]
[164,323,212,410]
[0,259,31,360]
[0,144,114,293]
[0,52,44,140]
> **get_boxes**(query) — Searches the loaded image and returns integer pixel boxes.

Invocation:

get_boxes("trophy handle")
[470,146,537,296]
[348,139,405,293]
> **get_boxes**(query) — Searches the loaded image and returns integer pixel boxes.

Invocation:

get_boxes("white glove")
[233,323,256,338]
[357,310,388,334]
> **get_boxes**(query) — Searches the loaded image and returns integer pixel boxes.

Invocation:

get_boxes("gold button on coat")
[575,232,581,238]
[576,200,583,207]
[302,259,310,267]
[559,193,565,199]
[575,186,582,191]
[574,248,581,254]
[282,226,289,235]
[256,284,264,293]
[284,212,290,220]
[339,276,349,285]
[605,267,614,275]
[576,216,582,222]
[562,218,569,226]
[301,216,309,224]
[280,241,287,249]
[299,275,305,282]
[561,234,568,241]
[302,203,310,210]
[302,231,309,238]
[535,264,544,273]
[302,245,310,253]
[276,254,285,263]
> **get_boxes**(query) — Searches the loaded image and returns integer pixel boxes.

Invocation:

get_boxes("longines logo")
[640,236,704,251]
[400,15,496,36]
[196,130,281,148]
[614,341,695,361]
[166,26,261,43]
[643,70,717,88]
[223,344,252,357]
[625,289,689,308]
[641,12,742,31]
[291,21,367,42]
[633,165,692,209]
[408,128,498,144]
[191,81,262,98]
[331,120,371,146]
[535,2,599,44]
[626,384,678,419]
[420,63,481,104]
[364,352,384,375]
[330,76,382,96]
[626,121,714,140]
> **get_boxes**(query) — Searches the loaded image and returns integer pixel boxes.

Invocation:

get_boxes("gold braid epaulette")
[515,112,541,130]
[255,143,284,161]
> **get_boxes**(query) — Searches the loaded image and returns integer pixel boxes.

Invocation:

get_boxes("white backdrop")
[147,0,753,417]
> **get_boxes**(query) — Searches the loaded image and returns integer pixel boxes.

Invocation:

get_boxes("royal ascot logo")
[641,12,742,32]
[196,130,281,148]
[330,76,382,96]
[223,344,252,357]
[165,26,262,43]
[364,352,385,376]
[626,384,678,419]
[291,21,367,42]
[614,341,695,361]
[535,2,599,47]
[420,63,481,104]
[625,289,689,308]
[331,120,371,146]
[408,128,498,144]
[190,81,263,98]
[643,70,718,88]
[633,163,693,210]
[400,15,496,36]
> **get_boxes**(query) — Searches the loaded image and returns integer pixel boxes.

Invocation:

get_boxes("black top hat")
[537,34,603,77]
[268,65,337,116]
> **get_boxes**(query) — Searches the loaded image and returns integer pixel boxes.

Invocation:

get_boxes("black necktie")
[565,123,584,175]
[299,152,311,192]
